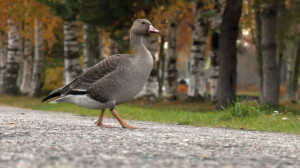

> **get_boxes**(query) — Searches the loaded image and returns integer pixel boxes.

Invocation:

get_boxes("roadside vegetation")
[0,95,299,134]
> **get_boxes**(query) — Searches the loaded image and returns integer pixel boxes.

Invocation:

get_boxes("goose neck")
[130,33,148,56]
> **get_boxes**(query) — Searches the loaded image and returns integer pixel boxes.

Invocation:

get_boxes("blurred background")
[0,0,300,111]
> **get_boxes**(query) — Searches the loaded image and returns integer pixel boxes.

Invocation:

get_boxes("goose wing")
[61,54,130,96]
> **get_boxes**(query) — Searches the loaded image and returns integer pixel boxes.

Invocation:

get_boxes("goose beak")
[148,25,160,34]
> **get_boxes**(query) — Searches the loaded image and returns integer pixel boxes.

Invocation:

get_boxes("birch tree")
[209,0,224,102]
[4,20,21,95]
[216,0,242,109]
[63,19,81,84]
[165,16,179,100]
[39,0,81,84]
[158,35,166,98]
[17,37,24,88]
[261,0,279,107]
[29,18,43,97]
[20,16,33,93]
[83,24,100,72]
[0,31,7,93]
[188,0,208,100]
[20,36,33,93]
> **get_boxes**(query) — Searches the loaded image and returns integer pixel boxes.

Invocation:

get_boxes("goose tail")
[42,88,62,102]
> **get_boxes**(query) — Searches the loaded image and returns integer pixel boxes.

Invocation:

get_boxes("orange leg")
[94,109,116,128]
[111,109,141,129]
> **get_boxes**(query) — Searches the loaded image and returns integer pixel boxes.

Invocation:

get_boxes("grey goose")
[42,19,160,129]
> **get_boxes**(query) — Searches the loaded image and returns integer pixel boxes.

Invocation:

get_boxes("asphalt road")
[0,105,299,168]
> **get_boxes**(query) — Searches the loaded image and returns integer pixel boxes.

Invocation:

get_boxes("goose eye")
[142,22,145,25]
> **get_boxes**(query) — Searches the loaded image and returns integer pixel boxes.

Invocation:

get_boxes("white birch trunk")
[64,20,81,84]
[29,18,43,97]
[158,35,166,98]
[4,20,21,95]
[0,31,7,93]
[17,38,24,88]
[165,17,179,99]
[188,1,207,99]
[83,24,99,72]
[209,0,224,102]
[136,35,158,99]
[20,37,33,93]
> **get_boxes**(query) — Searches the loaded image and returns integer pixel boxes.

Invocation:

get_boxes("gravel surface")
[0,105,299,168]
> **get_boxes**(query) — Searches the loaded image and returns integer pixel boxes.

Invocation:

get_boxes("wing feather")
[60,54,129,96]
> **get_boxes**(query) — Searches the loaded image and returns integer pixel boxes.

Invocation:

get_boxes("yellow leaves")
[203,0,216,10]
[77,21,83,43]
[43,66,64,91]
[42,17,62,49]
[134,10,146,19]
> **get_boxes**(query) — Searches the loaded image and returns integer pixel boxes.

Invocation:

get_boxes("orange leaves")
[42,17,62,50]
[0,0,62,52]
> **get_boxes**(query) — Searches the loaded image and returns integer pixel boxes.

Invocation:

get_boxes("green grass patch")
[0,95,299,134]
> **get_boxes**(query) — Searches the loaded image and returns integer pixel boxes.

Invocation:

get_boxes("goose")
[42,19,160,129]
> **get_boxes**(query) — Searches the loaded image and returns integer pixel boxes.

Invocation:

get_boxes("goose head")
[131,19,160,35]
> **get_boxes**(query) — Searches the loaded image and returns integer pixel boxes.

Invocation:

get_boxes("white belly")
[51,95,108,109]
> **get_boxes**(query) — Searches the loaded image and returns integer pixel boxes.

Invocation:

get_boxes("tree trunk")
[4,20,21,95]
[285,23,299,98]
[20,37,33,94]
[165,17,178,100]
[0,31,7,93]
[17,38,24,88]
[209,0,224,103]
[216,0,242,109]
[277,0,289,100]
[63,20,81,84]
[209,33,219,103]
[29,19,43,97]
[261,1,279,107]
[99,35,106,60]
[188,0,208,100]
[254,0,263,103]
[285,56,294,98]
[157,35,166,98]
[278,51,284,88]
[109,39,118,55]
[291,39,300,103]
[136,35,158,99]
[83,24,99,72]
[286,40,298,98]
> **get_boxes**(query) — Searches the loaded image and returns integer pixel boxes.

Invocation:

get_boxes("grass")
[0,95,299,134]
